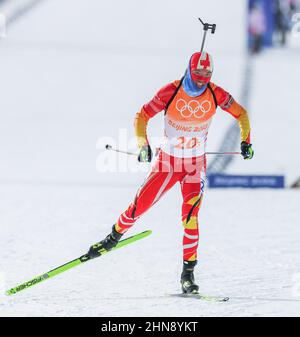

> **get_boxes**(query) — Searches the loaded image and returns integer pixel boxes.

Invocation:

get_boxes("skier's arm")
[134,108,152,149]
[212,84,251,143]
[134,81,180,149]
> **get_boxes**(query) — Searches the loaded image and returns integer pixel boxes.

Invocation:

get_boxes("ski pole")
[105,144,240,156]
[105,144,137,157]
[198,18,216,52]
[206,151,240,155]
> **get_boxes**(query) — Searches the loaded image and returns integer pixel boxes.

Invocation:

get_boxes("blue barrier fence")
[207,174,285,188]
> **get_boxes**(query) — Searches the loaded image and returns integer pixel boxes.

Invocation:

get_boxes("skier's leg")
[180,179,204,262]
[116,152,181,234]
[180,155,206,293]
[88,152,181,258]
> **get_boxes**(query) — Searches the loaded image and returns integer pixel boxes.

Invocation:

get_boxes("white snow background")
[0,0,299,316]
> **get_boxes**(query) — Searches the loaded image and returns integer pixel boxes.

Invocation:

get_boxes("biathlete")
[88,51,254,294]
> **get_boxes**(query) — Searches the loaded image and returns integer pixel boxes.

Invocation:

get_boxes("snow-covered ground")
[1,186,300,316]
[0,0,299,317]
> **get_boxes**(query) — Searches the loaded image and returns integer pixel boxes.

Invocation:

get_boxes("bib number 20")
[175,137,200,149]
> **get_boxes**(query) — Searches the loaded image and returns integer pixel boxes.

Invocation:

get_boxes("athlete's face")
[191,69,212,87]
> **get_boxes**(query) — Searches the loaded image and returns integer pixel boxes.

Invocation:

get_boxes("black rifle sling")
[207,82,218,109]
[164,77,184,115]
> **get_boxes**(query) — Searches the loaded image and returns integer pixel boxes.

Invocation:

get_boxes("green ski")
[6,230,152,296]
[169,293,229,302]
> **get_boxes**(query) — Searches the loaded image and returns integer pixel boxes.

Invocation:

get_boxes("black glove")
[241,141,254,160]
[138,145,152,162]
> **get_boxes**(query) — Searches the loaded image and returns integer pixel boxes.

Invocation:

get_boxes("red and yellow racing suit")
[115,80,251,262]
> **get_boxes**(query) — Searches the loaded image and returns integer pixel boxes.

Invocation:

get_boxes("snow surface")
[1,186,300,316]
[0,0,299,317]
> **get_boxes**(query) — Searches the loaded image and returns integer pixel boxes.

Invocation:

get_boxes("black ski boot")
[181,260,199,294]
[88,225,123,259]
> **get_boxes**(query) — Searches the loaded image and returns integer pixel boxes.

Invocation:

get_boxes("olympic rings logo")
[175,99,211,119]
